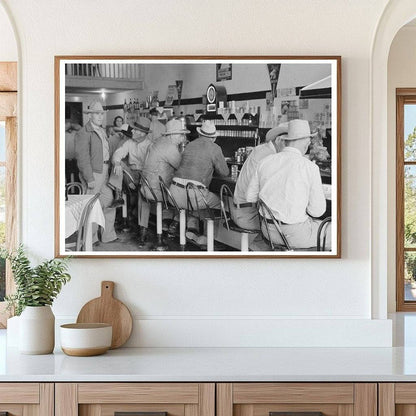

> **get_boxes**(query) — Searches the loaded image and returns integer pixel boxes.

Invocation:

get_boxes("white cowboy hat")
[163,119,190,136]
[84,100,107,113]
[196,120,217,138]
[283,119,317,140]
[265,122,289,142]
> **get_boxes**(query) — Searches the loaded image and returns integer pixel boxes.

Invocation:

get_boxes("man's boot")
[137,226,148,247]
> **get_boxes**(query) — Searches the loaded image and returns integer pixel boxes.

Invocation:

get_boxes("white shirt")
[112,137,151,170]
[246,147,326,224]
[234,141,276,204]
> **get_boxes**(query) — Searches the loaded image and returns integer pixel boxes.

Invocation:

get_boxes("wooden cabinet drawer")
[0,383,53,415]
[217,383,377,416]
[56,383,215,416]
[379,383,416,416]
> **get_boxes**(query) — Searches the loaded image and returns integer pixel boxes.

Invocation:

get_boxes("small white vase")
[19,306,55,354]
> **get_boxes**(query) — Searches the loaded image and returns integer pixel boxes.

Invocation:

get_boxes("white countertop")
[3,313,416,382]
[2,329,416,382]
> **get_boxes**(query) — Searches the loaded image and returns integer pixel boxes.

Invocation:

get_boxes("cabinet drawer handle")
[270,413,324,416]
[115,412,167,416]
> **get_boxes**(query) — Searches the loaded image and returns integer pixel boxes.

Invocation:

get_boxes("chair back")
[219,184,234,231]
[76,193,101,251]
[137,170,159,203]
[257,198,292,251]
[66,182,84,195]
[122,168,136,190]
[159,176,180,212]
[317,216,331,251]
[185,182,216,221]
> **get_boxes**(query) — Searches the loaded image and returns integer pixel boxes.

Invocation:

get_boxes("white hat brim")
[196,126,217,138]
[283,131,318,140]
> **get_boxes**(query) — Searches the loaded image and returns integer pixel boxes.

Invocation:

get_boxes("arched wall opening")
[371,0,416,319]
[387,19,416,313]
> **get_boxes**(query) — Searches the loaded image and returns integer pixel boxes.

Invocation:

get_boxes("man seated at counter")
[170,120,229,237]
[246,119,329,249]
[138,119,188,243]
[232,122,288,230]
[108,118,151,207]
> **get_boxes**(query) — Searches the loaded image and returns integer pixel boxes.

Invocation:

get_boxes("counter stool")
[219,184,259,252]
[159,176,187,250]
[137,171,167,251]
[258,199,332,252]
[119,168,136,232]
[317,216,332,251]
[185,182,224,251]
[258,199,292,251]
[66,181,84,195]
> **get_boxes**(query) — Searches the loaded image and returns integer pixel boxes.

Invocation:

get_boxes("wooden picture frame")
[55,56,341,258]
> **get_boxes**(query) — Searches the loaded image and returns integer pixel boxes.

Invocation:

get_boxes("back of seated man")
[232,122,288,230]
[246,119,329,249]
[169,120,229,234]
[137,119,188,242]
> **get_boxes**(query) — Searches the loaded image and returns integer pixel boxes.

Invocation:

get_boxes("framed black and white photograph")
[55,56,341,258]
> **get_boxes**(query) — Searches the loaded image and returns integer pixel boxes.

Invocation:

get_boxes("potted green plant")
[1,245,71,354]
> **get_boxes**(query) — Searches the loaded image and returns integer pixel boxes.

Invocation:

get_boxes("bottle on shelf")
[254,128,260,146]
[228,112,237,126]
[242,112,252,127]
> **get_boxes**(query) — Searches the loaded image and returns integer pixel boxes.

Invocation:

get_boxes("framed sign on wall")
[55,56,341,258]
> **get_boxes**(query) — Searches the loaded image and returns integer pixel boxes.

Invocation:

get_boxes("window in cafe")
[0,62,17,328]
[0,121,5,301]
[396,91,416,310]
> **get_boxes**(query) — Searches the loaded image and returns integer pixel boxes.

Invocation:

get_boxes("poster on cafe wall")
[267,63,281,98]
[216,63,232,81]
[56,56,341,258]
[165,85,176,106]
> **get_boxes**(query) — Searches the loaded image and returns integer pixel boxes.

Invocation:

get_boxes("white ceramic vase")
[19,305,55,354]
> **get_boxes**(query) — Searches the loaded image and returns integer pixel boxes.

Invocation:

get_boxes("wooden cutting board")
[76,281,133,349]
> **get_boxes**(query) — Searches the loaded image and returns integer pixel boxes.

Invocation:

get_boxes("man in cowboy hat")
[232,122,288,230]
[137,119,189,243]
[108,118,152,208]
[246,119,329,249]
[169,120,229,235]
[74,99,117,244]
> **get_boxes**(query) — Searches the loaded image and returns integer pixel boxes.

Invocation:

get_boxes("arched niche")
[371,0,416,319]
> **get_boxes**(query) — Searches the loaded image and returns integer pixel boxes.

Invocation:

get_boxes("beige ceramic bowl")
[60,323,112,357]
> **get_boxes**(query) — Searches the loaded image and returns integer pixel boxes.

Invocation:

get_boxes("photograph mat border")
[55,56,341,258]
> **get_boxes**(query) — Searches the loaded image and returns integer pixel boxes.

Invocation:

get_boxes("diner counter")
[2,330,416,382]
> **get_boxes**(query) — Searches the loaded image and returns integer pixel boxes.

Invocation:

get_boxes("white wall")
[0,0,393,347]
[102,62,331,127]
[387,26,416,312]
